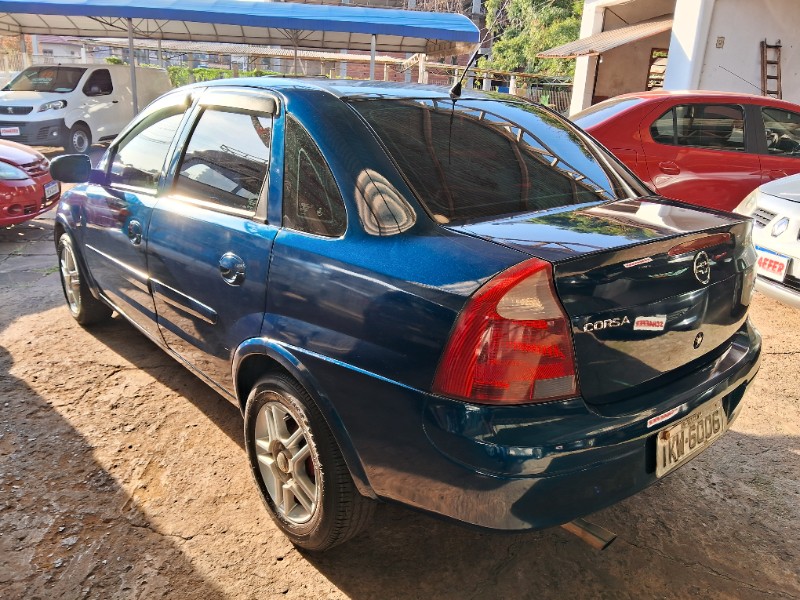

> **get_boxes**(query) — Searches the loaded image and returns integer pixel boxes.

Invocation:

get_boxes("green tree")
[484,0,582,76]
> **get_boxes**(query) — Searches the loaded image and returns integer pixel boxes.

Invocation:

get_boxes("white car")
[735,175,800,308]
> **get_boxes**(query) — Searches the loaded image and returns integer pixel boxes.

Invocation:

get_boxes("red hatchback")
[0,140,60,227]
[573,90,800,212]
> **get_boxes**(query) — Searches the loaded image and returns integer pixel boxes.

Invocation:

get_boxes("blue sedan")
[50,79,761,551]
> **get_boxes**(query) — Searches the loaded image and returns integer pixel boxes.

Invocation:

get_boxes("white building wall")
[694,0,800,103]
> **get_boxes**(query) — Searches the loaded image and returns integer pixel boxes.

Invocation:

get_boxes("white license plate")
[44,180,59,199]
[0,126,20,136]
[656,399,727,478]
[755,246,790,282]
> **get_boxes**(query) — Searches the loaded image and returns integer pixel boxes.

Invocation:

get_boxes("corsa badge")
[582,315,630,332]
[693,251,711,285]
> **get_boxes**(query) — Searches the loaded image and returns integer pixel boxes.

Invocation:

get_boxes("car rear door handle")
[127,219,142,246]
[219,252,246,286]
[658,161,681,175]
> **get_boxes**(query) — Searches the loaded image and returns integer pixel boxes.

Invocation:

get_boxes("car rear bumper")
[754,275,800,309]
[292,318,761,531]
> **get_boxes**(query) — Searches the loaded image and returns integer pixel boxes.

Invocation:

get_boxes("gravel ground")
[1,211,798,600]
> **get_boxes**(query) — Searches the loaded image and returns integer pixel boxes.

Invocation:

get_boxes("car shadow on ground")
[0,344,228,599]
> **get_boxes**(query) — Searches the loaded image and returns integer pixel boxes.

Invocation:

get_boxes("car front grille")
[752,207,777,228]
[0,106,33,115]
[21,158,49,178]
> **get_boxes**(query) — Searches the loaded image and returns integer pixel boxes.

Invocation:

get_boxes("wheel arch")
[233,338,377,500]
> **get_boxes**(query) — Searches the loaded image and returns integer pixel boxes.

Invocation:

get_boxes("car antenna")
[449,48,482,100]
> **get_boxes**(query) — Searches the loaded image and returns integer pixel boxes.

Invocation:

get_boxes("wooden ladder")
[761,40,782,99]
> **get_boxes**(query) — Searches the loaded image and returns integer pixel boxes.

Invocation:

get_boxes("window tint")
[2,66,86,93]
[83,69,113,96]
[650,104,745,151]
[282,117,347,237]
[176,109,272,212]
[351,98,620,223]
[761,107,800,155]
[109,110,184,191]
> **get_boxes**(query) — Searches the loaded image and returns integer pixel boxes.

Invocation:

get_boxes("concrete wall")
[593,30,672,101]
[695,0,800,103]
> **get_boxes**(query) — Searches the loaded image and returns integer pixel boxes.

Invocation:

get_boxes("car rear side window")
[282,116,347,237]
[650,104,746,151]
[571,97,644,129]
[350,98,621,223]
[109,109,185,192]
[176,108,272,213]
[83,69,113,96]
[761,107,800,156]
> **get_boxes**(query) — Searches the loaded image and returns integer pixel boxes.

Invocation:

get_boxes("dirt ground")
[0,210,798,600]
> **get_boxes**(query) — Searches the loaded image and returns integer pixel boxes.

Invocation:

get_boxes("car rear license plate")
[656,399,727,478]
[755,246,790,282]
[44,180,59,199]
[0,127,20,136]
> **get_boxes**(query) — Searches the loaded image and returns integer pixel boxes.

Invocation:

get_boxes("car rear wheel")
[244,372,374,551]
[57,233,112,325]
[66,124,91,154]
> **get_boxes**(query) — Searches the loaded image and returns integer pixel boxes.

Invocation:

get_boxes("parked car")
[734,173,800,308]
[0,139,59,227]
[0,64,171,153]
[49,79,761,551]
[573,90,800,212]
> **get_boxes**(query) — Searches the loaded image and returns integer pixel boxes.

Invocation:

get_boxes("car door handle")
[112,100,119,104]
[127,219,142,246]
[658,161,681,175]
[219,252,246,286]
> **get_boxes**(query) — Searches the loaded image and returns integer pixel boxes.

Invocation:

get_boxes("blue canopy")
[0,0,479,54]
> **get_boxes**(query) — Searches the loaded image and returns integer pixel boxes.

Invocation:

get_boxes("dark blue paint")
[53,79,763,532]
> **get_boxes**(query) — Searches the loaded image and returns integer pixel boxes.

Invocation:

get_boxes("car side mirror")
[50,154,94,183]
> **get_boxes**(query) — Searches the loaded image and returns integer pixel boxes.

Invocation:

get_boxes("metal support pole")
[418,53,426,84]
[369,34,376,80]
[482,73,491,91]
[509,74,517,95]
[127,18,139,115]
[157,38,163,68]
[19,34,29,68]
[293,44,298,75]
[383,63,389,81]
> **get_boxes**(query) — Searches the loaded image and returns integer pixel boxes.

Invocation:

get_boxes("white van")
[0,64,172,153]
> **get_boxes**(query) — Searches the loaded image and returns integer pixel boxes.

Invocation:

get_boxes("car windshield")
[349,97,637,223]
[572,97,645,129]
[3,66,87,93]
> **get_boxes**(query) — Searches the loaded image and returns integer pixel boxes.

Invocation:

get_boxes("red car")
[573,90,800,212]
[0,140,60,227]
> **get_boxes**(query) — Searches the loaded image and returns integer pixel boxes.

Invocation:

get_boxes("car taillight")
[432,258,578,405]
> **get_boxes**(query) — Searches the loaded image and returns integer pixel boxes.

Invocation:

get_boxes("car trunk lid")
[447,198,756,404]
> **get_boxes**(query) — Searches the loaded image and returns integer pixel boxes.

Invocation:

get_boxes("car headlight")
[0,162,29,180]
[734,189,758,215]
[38,100,67,112]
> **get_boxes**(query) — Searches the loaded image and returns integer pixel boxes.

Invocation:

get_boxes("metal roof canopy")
[537,15,672,59]
[0,0,479,114]
[0,0,479,54]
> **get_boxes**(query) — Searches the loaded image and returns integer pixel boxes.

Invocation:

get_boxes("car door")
[81,92,192,341]
[80,68,126,141]
[146,88,279,393]
[756,104,800,183]
[640,101,763,211]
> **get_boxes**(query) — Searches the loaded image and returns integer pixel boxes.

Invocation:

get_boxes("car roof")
[608,89,800,110]
[193,76,491,101]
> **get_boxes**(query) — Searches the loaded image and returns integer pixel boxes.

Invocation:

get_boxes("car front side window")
[108,109,185,192]
[650,104,746,152]
[175,108,272,213]
[761,107,800,155]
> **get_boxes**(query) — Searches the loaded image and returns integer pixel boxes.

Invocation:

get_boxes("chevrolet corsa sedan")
[573,90,800,212]
[50,79,762,551]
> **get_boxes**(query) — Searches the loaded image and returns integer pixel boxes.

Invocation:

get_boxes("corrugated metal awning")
[537,16,673,59]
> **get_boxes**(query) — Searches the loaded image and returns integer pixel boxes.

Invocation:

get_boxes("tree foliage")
[483,0,582,76]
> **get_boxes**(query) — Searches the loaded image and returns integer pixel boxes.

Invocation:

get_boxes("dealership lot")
[0,209,798,599]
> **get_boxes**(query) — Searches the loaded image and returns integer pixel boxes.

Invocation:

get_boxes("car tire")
[57,232,113,325]
[66,124,91,154]
[244,372,374,551]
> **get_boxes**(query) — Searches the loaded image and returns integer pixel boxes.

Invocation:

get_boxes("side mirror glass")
[50,154,92,183]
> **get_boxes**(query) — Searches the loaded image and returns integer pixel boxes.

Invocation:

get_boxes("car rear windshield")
[349,97,630,223]
[3,66,87,93]
[571,97,645,129]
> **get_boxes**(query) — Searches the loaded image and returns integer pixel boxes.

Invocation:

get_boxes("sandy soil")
[1,213,798,600]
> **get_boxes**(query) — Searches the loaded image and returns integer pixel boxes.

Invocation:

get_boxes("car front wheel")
[57,232,112,325]
[66,124,91,154]
[244,372,374,551]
